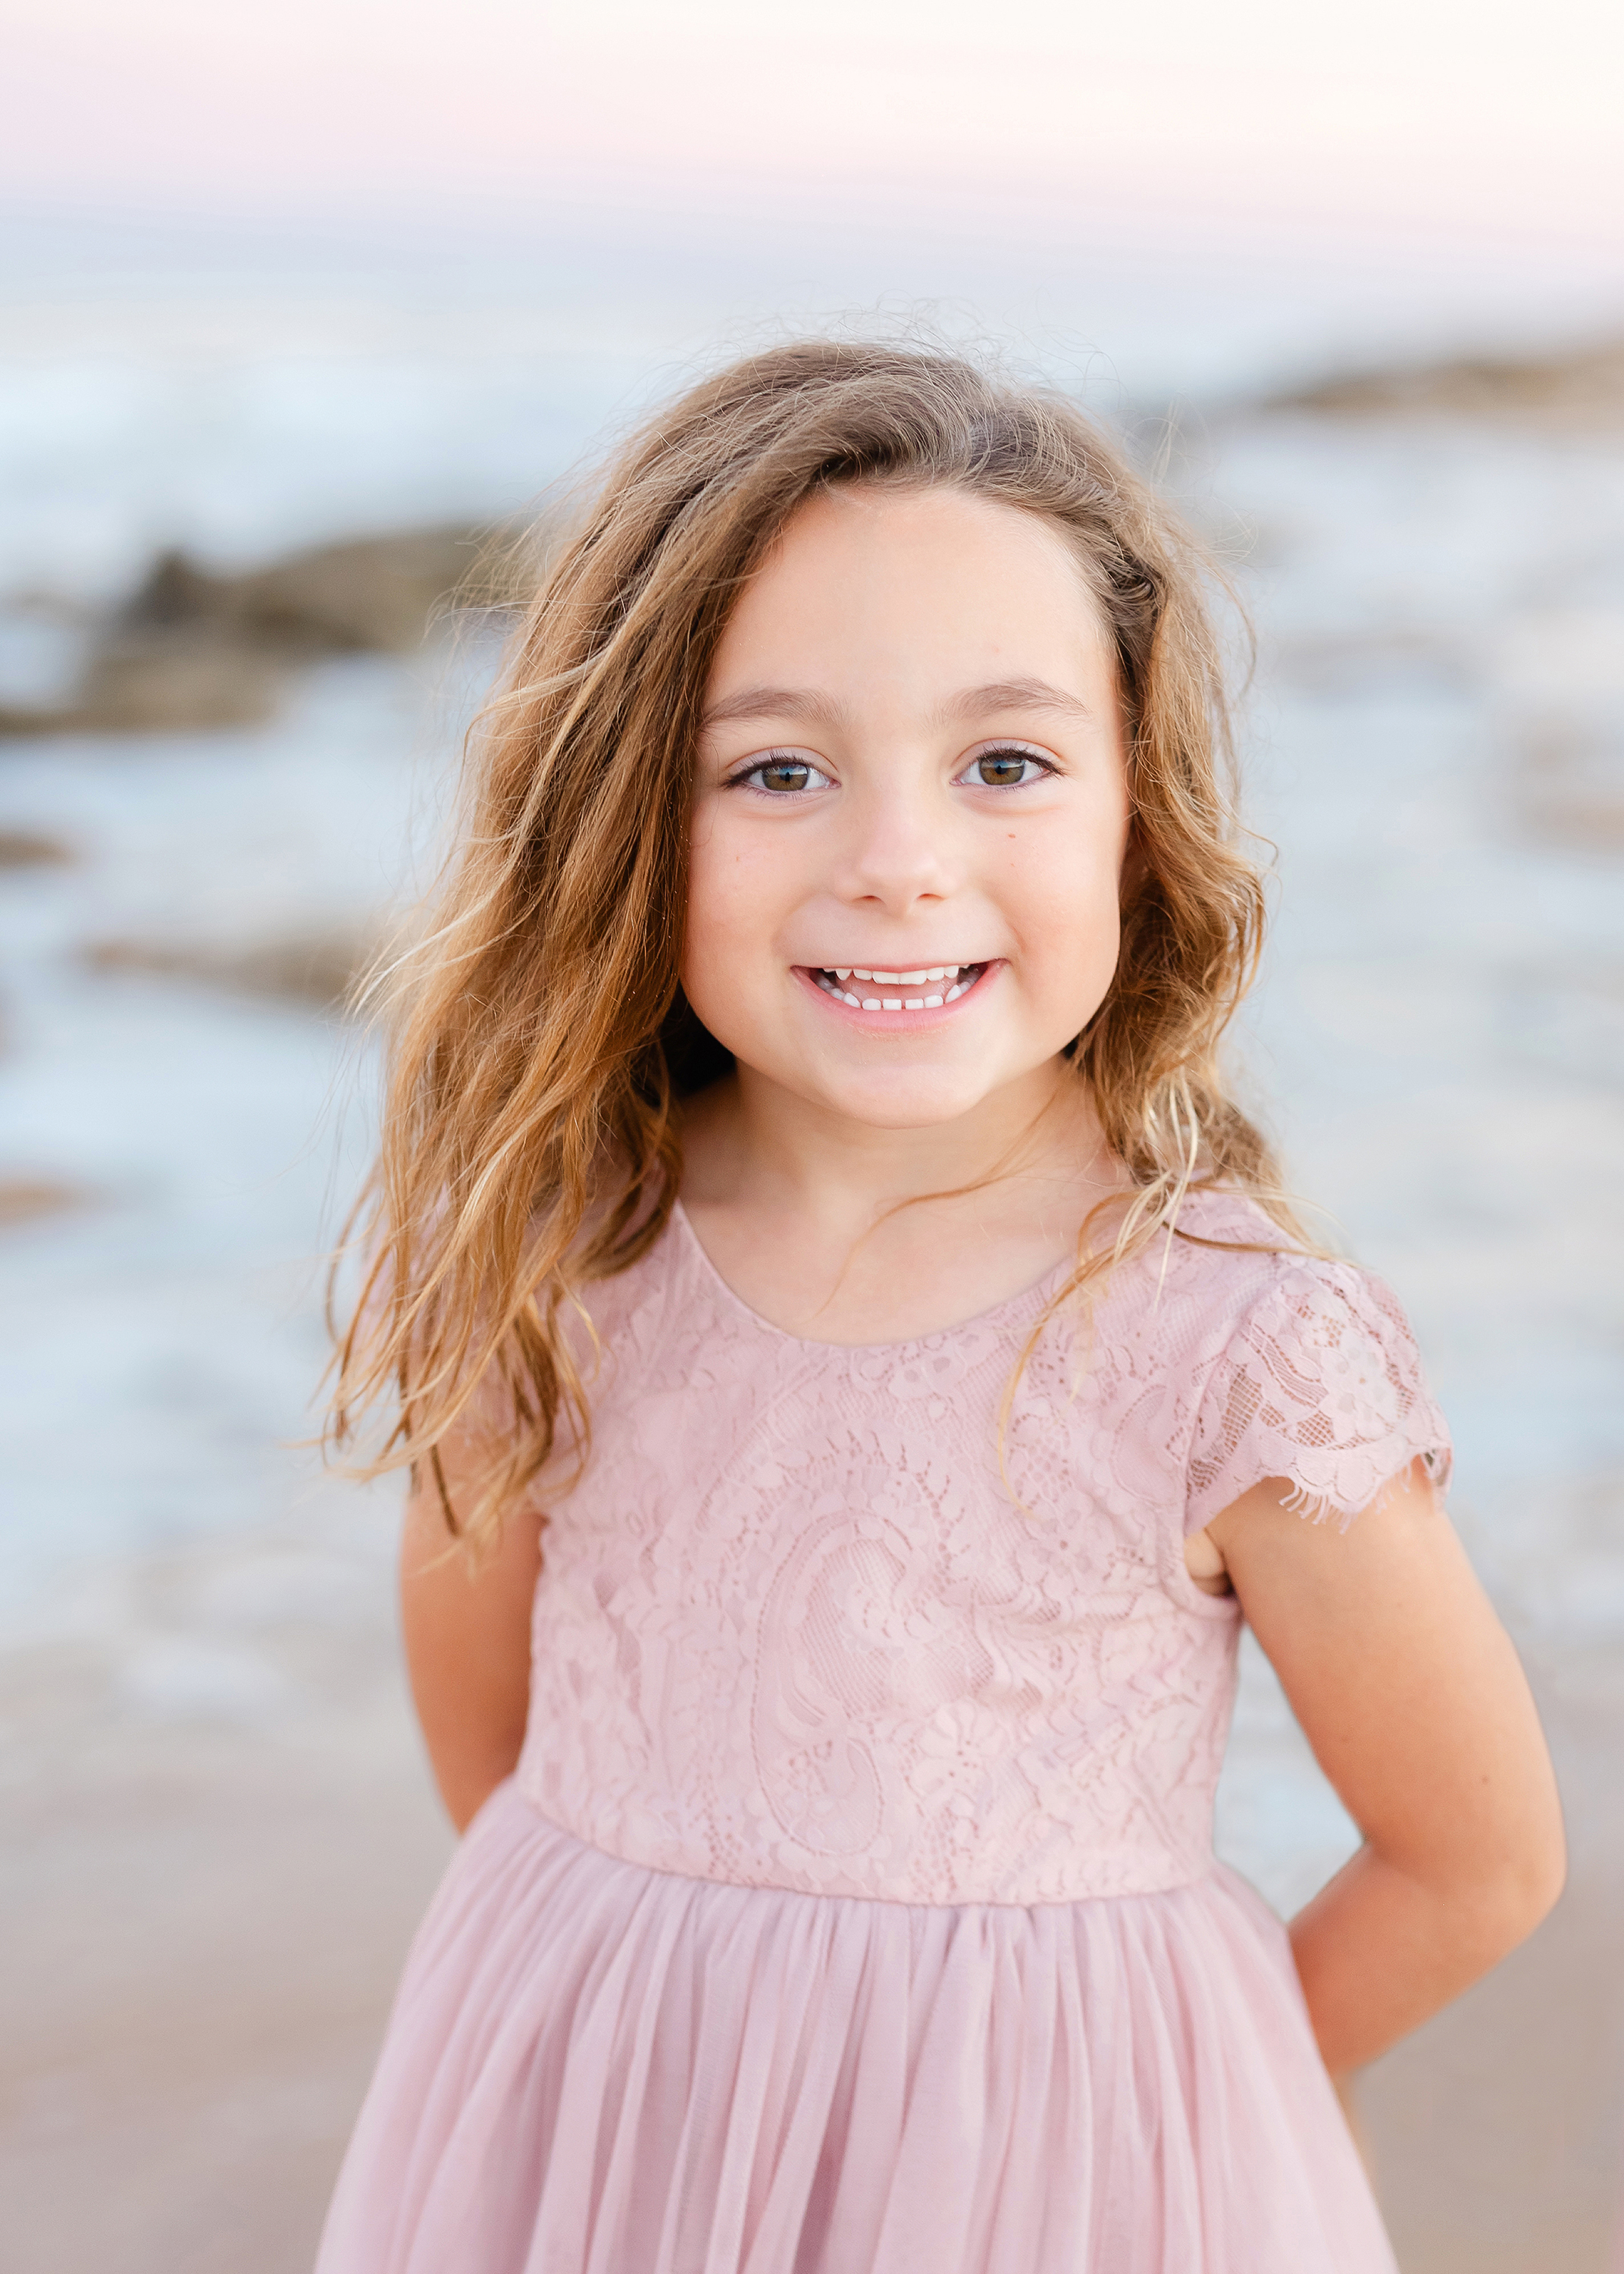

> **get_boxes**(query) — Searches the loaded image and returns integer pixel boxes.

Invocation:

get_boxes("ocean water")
[2,222,1621,1909]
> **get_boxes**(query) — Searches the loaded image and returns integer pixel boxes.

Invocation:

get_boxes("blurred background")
[2,4,1622,2269]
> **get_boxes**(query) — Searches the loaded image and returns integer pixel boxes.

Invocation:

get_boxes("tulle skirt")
[316,1783,1395,2274]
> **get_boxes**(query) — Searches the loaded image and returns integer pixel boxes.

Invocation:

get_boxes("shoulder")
[1164,1187,1414,1362]
[1150,1188,1384,1333]
[1129,1186,1334,1348]
[1166,1185,1314,1276]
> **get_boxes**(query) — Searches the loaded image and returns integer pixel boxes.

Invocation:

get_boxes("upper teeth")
[835,966,968,984]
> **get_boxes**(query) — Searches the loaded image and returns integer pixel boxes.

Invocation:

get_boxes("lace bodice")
[515,1192,1449,1906]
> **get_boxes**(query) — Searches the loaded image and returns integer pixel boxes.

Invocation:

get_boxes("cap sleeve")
[1184,1260,1453,1533]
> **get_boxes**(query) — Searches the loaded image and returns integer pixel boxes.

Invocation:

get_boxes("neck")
[682,1057,1111,1241]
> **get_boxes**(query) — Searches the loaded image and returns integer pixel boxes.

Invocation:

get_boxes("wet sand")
[1362,1635,1624,2274]
[0,1499,449,2274]
[2,1501,1619,2274]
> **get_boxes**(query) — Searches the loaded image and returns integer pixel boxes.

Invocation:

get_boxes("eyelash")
[722,744,1059,796]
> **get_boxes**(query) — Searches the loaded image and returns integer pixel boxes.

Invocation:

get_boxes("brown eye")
[758,760,812,793]
[975,750,1035,787]
[737,754,833,796]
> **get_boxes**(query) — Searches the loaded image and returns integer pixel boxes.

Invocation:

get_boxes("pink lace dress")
[318,1190,1450,2274]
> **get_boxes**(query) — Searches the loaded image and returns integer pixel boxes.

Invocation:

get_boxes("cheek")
[1012,821,1126,1003]
[1005,823,1132,1037]
[682,821,723,963]
[681,810,778,998]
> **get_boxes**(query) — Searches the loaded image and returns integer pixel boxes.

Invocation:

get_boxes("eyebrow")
[699,677,1092,733]
[939,678,1094,725]
[699,685,849,731]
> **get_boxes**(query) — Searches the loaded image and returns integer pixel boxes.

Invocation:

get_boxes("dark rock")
[0,521,527,738]
[0,1177,92,1229]
[1516,722,1624,854]
[121,552,227,631]
[0,830,74,867]
[1269,337,1624,428]
[83,928,375,1011]
[76,634,287,733]
[120,526,492,656]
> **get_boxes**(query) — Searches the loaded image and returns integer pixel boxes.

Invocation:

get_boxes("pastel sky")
[7,0,1622,249]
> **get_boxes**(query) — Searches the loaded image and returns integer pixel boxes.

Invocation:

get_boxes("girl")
[320,341,1563,2273]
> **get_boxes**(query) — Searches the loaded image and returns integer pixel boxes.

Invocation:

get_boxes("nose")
[839,776,959,915]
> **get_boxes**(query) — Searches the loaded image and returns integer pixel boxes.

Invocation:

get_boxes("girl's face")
[686,484,1132,1132]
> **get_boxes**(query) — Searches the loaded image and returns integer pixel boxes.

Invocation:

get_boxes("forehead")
[707,484,1113,702]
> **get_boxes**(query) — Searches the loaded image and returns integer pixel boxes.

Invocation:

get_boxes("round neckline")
[669,1197,1075,1356]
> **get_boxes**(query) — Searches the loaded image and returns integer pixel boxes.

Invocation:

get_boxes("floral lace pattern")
[1187,1264,1452,1531]
[515,1194,1450,1906]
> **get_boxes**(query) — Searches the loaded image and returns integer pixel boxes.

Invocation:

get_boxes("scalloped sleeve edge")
[1183,1262,1454,1536]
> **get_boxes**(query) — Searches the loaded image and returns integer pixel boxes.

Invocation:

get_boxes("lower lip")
[793,963,998,1029]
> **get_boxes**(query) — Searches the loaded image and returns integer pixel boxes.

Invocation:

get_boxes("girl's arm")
[399,1457,545,1833]
[1206,1458,1565,2077]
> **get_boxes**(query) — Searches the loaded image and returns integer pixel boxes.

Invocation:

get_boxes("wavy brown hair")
[328,337,1300,1546]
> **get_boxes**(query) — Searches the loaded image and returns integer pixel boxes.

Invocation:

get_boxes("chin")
[809,1066,1007,1130]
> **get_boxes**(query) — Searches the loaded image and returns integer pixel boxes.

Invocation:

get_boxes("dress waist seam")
[501,1779,1215,1912]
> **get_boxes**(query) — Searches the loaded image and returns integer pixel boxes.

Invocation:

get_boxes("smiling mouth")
[808,962,989,1011]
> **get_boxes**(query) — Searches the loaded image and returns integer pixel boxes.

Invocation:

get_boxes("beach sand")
[2,1497,1619,2274]
[0,1496,449,2274]
[1362,1633,1624,2274]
